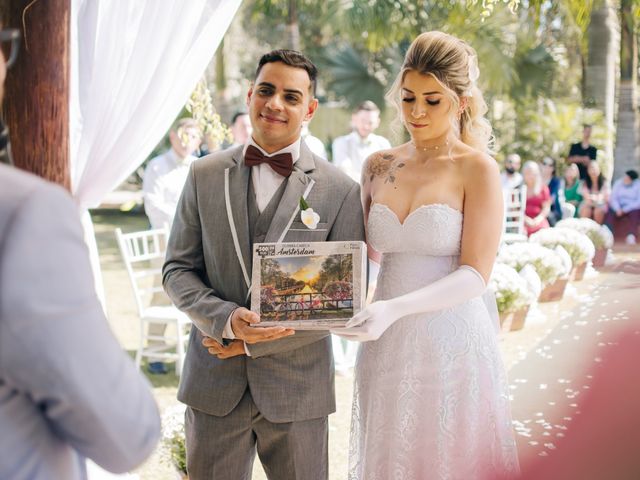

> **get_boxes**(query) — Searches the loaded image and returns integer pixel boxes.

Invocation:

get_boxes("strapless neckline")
[370,202,463,227]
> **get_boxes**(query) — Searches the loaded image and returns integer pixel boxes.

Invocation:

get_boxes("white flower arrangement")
[489,263,536,314]
[555,217,614,249]
[553,245,573,277]
[530,227,596,266]
[518,263,542,299]
[497,242,568,286]
[161,404,187,476]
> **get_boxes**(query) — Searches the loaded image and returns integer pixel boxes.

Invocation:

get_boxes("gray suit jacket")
[164,142,365,422]
[0,165,160,480]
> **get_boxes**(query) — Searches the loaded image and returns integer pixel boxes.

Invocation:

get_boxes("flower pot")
[509,305,530,331]
[570,262,588,281]
[592,248,608,268]
[539,277,568,302]
[499,311,514,332]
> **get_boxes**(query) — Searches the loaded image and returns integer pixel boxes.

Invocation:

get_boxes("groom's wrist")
[222,309,238,339]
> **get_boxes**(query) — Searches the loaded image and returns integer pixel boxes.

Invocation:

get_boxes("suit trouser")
[185,388,329,480]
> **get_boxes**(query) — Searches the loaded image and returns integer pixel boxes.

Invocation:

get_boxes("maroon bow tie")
[244,144,294,177]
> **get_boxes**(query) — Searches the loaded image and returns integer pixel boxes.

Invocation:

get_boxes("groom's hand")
[202,337,245,359]
[231,307,295,344]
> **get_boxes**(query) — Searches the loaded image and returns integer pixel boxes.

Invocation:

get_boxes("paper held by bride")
[251,241,367,329]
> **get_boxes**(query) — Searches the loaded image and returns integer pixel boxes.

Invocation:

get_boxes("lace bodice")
[368,203,464,301]
[368,203,463,256]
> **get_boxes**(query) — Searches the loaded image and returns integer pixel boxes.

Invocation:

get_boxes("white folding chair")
[502,185,528,244]
[115,227,191,376]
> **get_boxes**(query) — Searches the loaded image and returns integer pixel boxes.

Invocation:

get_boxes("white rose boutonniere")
[299,197,320,230]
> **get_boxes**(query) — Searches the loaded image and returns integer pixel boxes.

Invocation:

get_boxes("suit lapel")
[224,148,252,288]
[264,142,316,243]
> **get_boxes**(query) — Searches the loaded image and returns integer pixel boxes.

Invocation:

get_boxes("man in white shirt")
[332,100,391,181]
[228,110,252,148]
[143,118,203,230]
[501,153,523,191]
[142,117,202,374]
[302,121,327,159]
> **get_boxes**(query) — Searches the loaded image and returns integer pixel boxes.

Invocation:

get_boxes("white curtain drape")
[69,0,242,303]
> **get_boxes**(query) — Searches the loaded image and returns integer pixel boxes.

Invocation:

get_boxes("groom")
[163,50,365,479]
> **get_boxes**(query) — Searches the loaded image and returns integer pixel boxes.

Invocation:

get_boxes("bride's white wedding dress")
[349,203,520,480]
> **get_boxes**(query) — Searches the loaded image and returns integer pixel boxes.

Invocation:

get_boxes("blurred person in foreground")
[498,325,640,480]
[0,24,160,480]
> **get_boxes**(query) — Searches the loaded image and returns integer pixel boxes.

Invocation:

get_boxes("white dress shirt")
[223,138,303,350]
[142,148,196,229]
[500,171,523,191]
[332,131,391,182]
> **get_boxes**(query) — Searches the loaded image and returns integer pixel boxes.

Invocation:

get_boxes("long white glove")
[335,265,486,342]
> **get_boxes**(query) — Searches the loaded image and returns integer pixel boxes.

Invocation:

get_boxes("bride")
[337,31,520,479]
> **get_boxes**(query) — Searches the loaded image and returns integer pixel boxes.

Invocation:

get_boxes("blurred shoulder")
[0,165,78,243]
[0,164,73,214]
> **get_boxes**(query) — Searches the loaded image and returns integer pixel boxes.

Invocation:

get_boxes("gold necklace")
[412,139,450,152]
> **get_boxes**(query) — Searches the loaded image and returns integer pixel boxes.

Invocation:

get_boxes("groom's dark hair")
[255,49,317,96]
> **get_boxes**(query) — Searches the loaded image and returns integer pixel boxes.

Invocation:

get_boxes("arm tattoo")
[367,153,405,183]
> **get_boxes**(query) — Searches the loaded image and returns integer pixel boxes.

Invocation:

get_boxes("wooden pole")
[0,0,70,190]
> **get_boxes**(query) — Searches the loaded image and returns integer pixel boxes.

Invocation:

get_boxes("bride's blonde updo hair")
[386,31,493,153]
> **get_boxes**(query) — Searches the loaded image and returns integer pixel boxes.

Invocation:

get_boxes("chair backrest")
[115,227,169,316]
[503,185,527,236]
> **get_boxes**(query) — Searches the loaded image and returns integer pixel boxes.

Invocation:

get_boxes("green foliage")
[493,97,608,164]
[318,45,388,110]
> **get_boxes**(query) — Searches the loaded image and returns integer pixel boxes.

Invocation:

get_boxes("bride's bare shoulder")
[363,145,408,183]
[458,149,500,181]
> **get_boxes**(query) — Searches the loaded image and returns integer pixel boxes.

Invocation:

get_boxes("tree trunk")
[0,0,70,190]
[286,0,300,51]
[584,0,619,172]
[613,0,639,179]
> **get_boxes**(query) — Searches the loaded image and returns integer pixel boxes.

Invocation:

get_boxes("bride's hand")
[333,300,397,342]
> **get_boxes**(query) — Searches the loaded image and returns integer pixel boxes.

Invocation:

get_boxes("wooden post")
[0,0,70,190]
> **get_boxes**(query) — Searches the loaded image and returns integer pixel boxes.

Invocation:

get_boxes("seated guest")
[541,156,563,225]
[579,160,610,224]
[501,153,523,191]
[604,169,640,244]
[562,163,583,217]
[523,161,551,236]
